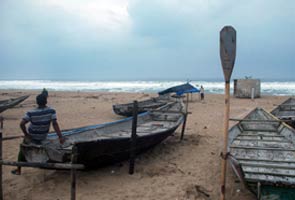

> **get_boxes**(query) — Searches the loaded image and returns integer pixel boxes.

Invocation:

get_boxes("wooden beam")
[241,162,295,170]
[235,157,295,164]
[244,170,295,178]
[230,118,281,123]
[230,145,295,151]
[2,135,23,141]
[234,138,290,143]
[0,160,85,170]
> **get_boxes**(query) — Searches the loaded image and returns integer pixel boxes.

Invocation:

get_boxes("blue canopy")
[158,83,200,96]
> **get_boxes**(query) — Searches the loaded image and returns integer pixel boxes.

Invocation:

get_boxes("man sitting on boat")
[11,93,64,175]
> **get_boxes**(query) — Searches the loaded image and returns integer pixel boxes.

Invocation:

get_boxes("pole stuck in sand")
[219,25,236,200]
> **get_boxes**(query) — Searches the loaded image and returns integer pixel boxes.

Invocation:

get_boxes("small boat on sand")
[112,95,172,117]
[228,108,295,199]
[21,99,185,168]
[0,95,30,113]
[271,97,295,128]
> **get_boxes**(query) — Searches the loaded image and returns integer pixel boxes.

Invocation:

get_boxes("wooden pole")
[129,101,138,175]
[0,117,3,200]
[180,94,189,140]
[219,26,236,200]
[220,82,230,200]
[0,161,84,170]
[71,146,78,200]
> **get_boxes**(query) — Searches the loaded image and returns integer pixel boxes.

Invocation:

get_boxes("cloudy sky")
[0,0,294,81]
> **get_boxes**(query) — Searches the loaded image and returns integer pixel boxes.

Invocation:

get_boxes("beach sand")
[0,90,289,200]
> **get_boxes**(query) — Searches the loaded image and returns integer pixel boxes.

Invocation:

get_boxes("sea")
[0,80,294,96]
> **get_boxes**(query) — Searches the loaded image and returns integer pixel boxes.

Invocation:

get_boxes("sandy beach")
[0,90,289,200]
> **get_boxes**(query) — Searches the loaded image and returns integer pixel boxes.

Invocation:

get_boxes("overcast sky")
[0,0,294,81]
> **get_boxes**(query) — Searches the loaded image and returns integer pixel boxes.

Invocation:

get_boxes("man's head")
[36,94,47,106]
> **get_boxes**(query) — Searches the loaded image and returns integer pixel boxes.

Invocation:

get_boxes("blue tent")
[158,83,200,96]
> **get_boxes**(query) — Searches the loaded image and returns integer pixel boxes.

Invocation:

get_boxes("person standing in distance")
[200,85,205,101]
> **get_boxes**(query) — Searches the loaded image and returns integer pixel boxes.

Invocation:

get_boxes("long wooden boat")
[271,97,295,128]
[228,108,295,199]
[21,99,185,168]
[0,95,30,113]
[112,95,172,117]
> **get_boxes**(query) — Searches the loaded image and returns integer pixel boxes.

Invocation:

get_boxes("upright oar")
[219,26,236,200]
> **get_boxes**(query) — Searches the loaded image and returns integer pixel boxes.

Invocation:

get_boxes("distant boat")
[112,95,172,117]
[158,82,199,96]
[21,99,185,168]
[0,95,30,113]
[228,108,295,199]
[271,97,295,128]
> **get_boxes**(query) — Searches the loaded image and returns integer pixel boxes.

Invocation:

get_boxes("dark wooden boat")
[0,95,30,113]
[21,99,185,168]
[271,97,295,128]
[112,95,172,117]
[228,108,295,199]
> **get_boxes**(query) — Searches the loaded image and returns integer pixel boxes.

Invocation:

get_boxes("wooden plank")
[231,145,295,151]
[0,160,85,170]
[245,177,295,185]
[234,138,290,143]
[230,118,281,123]
[239,133,284,137]
[243,170,295,178]
[236,157,295,164]
[241,162,295,170]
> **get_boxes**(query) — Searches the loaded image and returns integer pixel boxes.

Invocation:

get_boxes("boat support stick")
[0,117,3,200]
[180,93,189,140]
[71,146,78,200]
[129,101,138,175]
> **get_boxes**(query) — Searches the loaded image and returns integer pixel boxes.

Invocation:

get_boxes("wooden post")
[0,117,3,200]
[180,113,187,140]
[220,26,236,200]
[180,94,189,140]
[71,146,78,200]
[129,101,138,175]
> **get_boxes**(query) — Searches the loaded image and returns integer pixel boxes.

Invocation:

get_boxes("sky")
[0,0,294,81]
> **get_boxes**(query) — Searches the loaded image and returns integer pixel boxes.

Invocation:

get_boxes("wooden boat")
[0,95,30,113]
[271,97,295,128]
[21,99,185,168]
[112,95,172,117]
[228,108,295,199]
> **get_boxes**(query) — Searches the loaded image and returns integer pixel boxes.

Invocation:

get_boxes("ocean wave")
[0,80,294,96]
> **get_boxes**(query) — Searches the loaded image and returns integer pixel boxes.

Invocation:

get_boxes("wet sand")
[0,90,289,200]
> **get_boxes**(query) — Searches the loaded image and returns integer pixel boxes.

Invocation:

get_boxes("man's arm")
[20,119,29,136]
[52,120,65,144]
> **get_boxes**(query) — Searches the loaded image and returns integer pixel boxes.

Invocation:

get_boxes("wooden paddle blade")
[220,26,236,82]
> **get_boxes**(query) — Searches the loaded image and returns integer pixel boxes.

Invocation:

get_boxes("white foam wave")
[0,80,294,95]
